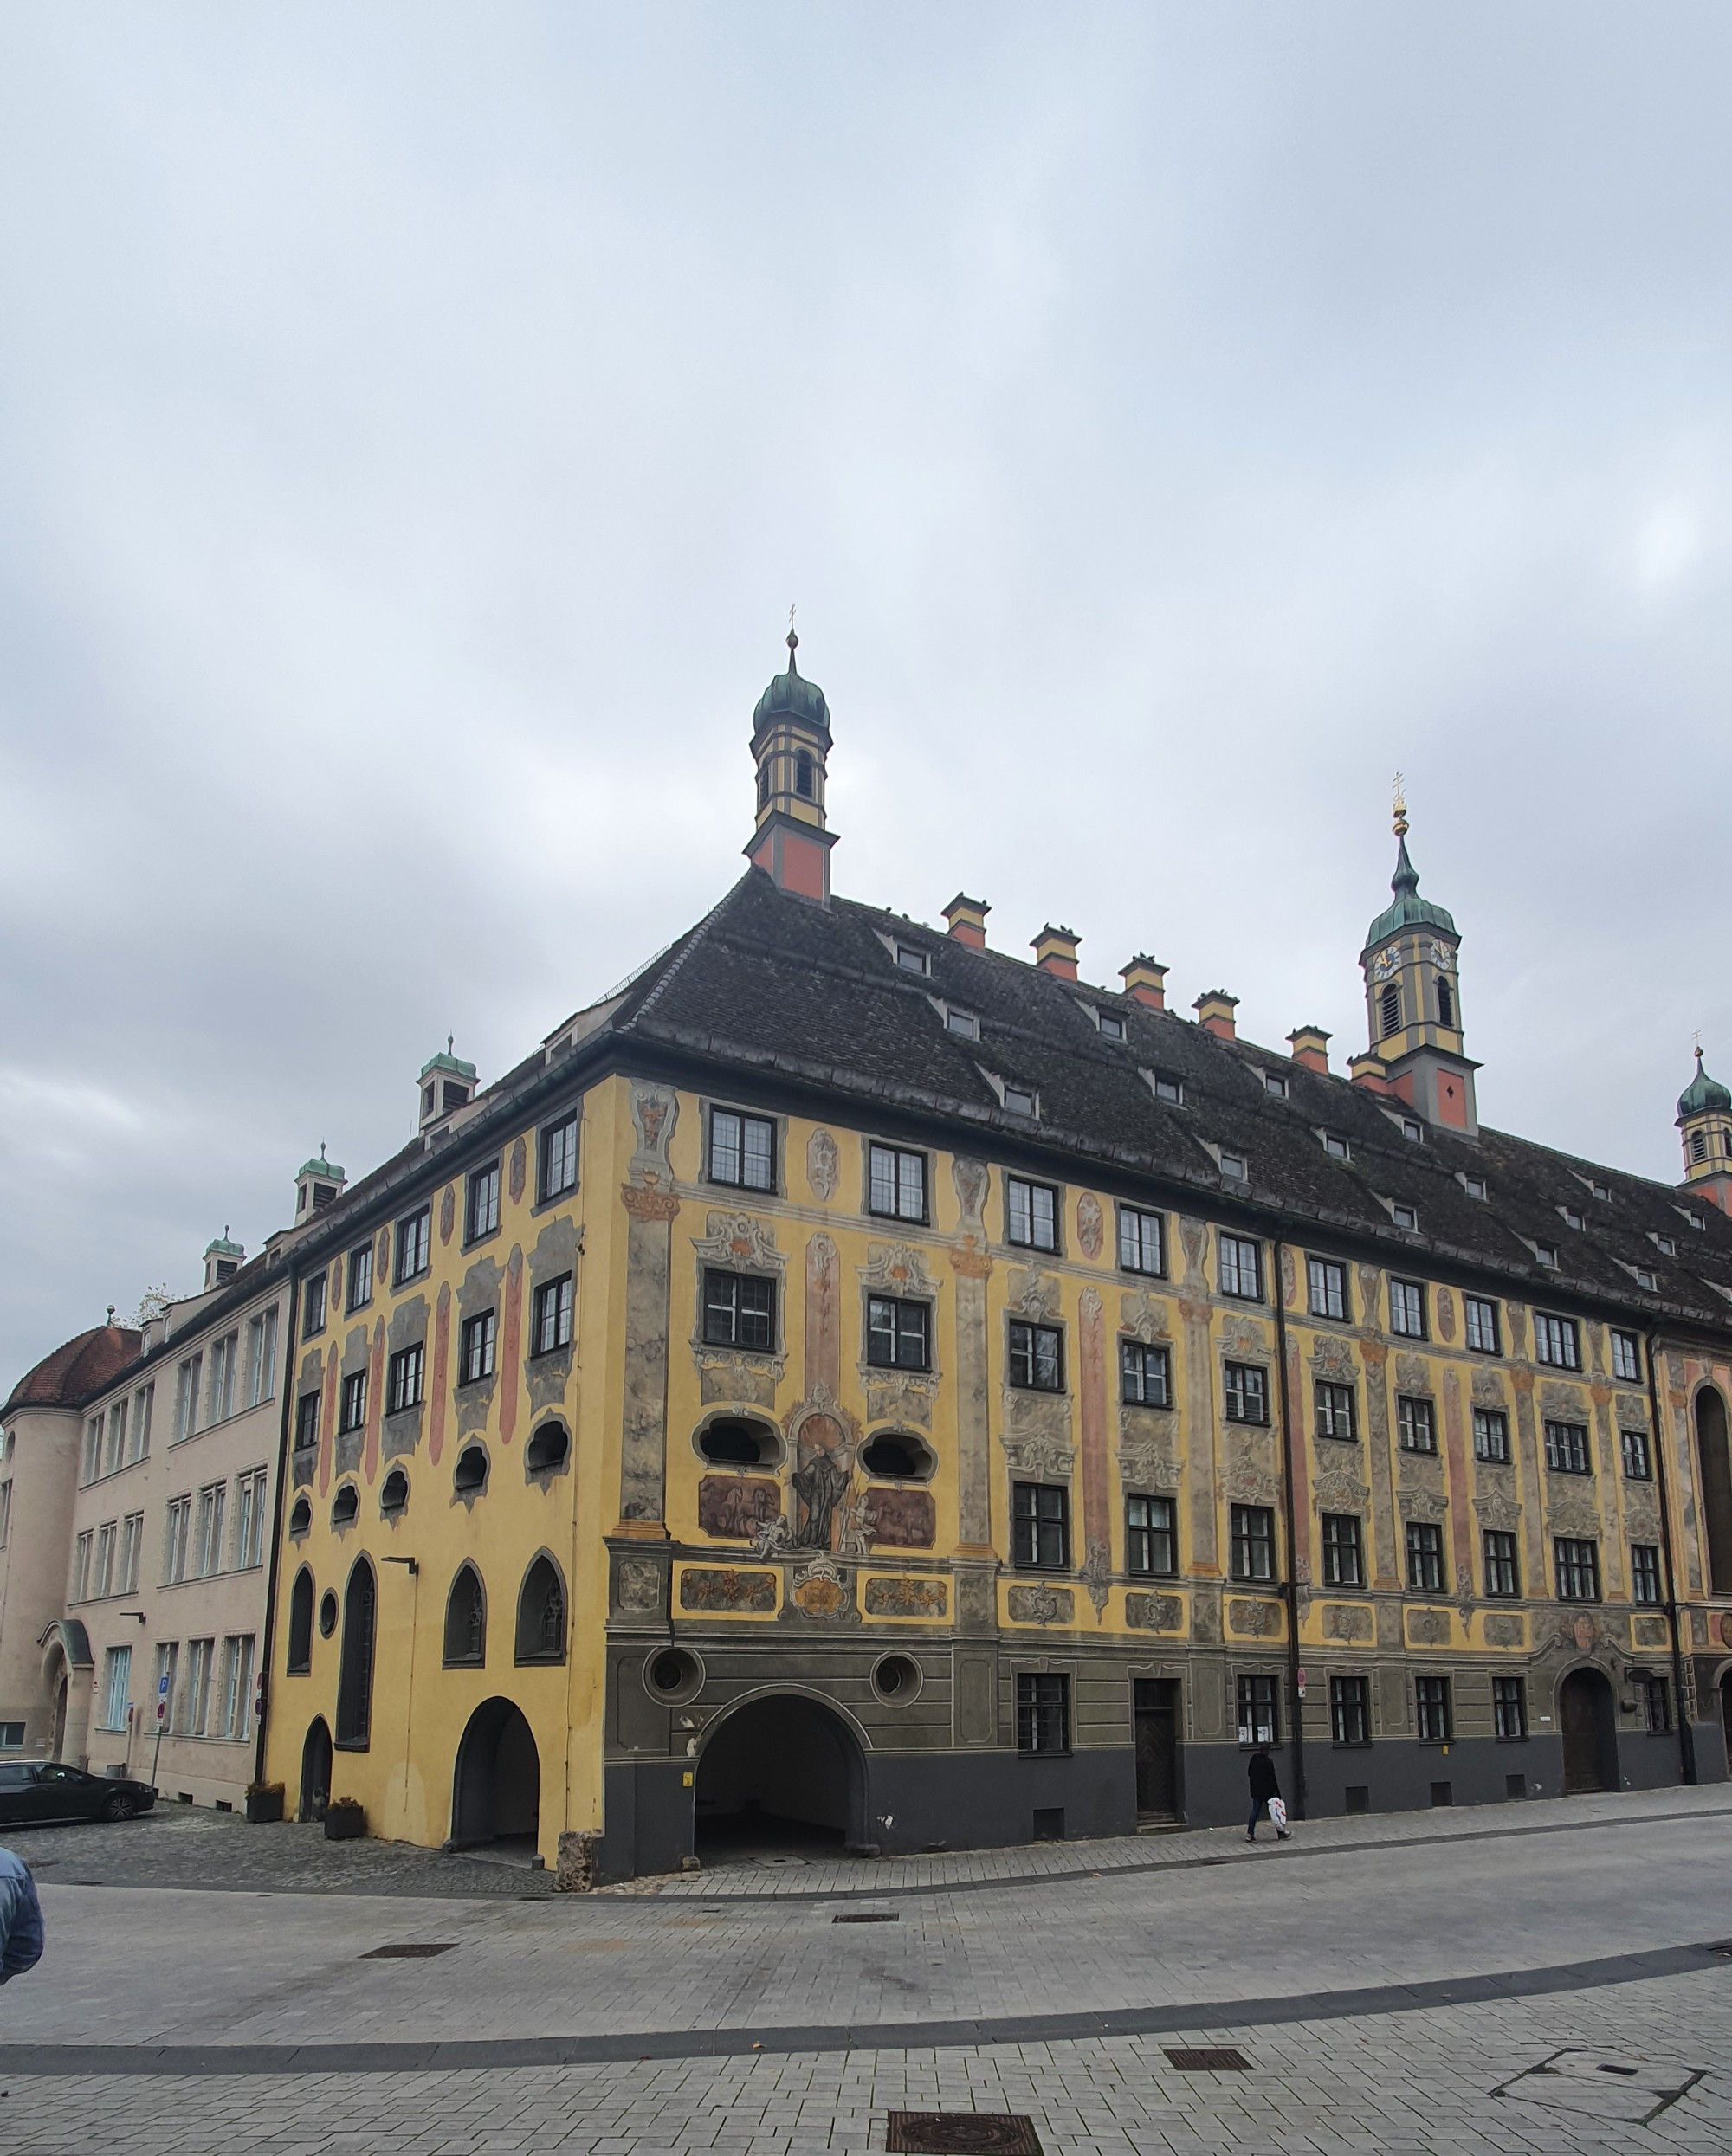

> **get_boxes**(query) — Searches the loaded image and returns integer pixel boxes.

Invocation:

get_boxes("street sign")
[1295,1665,1308,1698]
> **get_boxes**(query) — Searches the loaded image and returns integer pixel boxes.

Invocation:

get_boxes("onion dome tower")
[746,624,836,900]
[1677,1047,1732,1212]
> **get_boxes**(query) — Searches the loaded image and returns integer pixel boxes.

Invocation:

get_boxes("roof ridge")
[624,873,757,1028]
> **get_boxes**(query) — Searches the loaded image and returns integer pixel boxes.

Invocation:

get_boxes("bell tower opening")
[746,623,837,901]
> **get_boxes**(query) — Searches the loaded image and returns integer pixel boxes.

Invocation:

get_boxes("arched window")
[526,1420,570,1473]
[861,1431,935,1481]
[334,1557,377,1749]
[515,1554,566,1665]
[1696,1387,1732,1596]
[795,751,815,800]
[1380,984,1401,1038]
[288,1494,312,1538]
[287,1566,314,1675]
[443,1564,486,1667]
[696,1416,779,1466]
[1435,975,1454,1029]
[380,1466,410,1514]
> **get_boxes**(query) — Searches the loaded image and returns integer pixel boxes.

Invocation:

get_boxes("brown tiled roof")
[3,1325,144,1416]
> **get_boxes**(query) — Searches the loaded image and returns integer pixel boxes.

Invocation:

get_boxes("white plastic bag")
[1267,1796,1288,1832]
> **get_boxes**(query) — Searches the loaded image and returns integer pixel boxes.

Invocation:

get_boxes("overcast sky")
[2,3,1729,1380]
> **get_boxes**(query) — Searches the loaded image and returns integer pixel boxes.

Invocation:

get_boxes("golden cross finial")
[1392,771,1408,839]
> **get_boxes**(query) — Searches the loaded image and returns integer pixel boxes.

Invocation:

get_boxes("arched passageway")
[451,1698,540,1850]
[1559,1668,1619,1794]
[694,1694,866,1860]
[300,1717,333,1821]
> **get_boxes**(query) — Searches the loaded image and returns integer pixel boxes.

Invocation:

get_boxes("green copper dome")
[1363,834,1457,952]
[1677,1049,1731,1120]
[752,631,830,743]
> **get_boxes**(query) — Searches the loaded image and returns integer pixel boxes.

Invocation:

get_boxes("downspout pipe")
[1645,1329,1696,1785]
[1272,1239,1307,1821]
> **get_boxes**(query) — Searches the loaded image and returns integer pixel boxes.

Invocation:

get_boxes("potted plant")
[245,1779,285,1824]
[323,1795,365,1841]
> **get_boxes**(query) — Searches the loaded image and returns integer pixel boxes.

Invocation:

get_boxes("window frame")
[1011,1481,1070,1571]
[531,1273,575,1359]
[1223,1361,1270,1425]
[1307,1256,1349,1322]
[1218,1234,1263,1300]
[1315,1380,1357,1444]
[1235,1672,1278,1746]
[1329,1674,1370,1747]
[1472,1407,1510,1464]
[457,1310,497,1387]
[538,1112,580,1204]
[466,1160,502,1244]
[302,1272,328,1338]
[1120,1339,1172,1409]
[1321,1510,1364,1588]
[1464,1294,1500,1354]
[706,1106,778,1194]
[1554,1535,1601,1603]
[1396,1394,1437,1454]
[1229,1503,1276,1584]
[1482,1528,1520,1599]
[1414,1674,1452,1744]
[294,1391,320,1455]
[394,1207,430,1287]
[1492,1674,1528,1740]
[1015,1670,1070,1754]
[1125,1492,1177,1578]
[867,1141,928,1224]
[1388,1277,1427,1339]
[1008,1319,1065,1393]
[1117,1204,1164,1277]
[1620,1427,1651,1481]
[1404,1518,1444,1593]
[385,1342,425,1417]
[1005,1175,1060,1253]
[1543,1419,1592,1475]
[338,1370,367,1435]
[1533,1311,1581,1370]
[1630,1542,1662,1607]
[346,1242,373,1314]
[866,1294,933,1372]
[701,1268,777,1354]
[1611,1329,1642,1383]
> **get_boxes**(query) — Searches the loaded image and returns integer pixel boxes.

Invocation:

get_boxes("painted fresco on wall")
[863,1486,935,1547]
[698,1475,784,1540]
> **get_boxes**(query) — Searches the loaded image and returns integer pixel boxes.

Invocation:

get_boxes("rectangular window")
[94,1521,116,1597]
[1011,1482,1070,1570]
[458,1312,497,1385]
[0,1478,10,1550]
[1473,1408,1510,1463]
[1554,1537,1600,1602]
[129,1384,153,1462]
[1621,1428,1651,1481]
[1016,1672,1070,1754]
[1121,1340,1171,1408]
[1236,1673,1278,1746]
[81,1415,101,1482]
[467,1162,501,1241]
[1544,1420,1591,1475]
[1230,1503,1276,1583]
[1483,1530,1520,1598]
[1322,1131,1350,1159]
[1224,1362,1269,1424]
[163,1495,191,1585]
[302,1273,327,1337]
[1218,1235,1262,1301]
[868,1143,927,1223]
[234,1470,268,1569]
[867,1295,932,1372]
[1307,1256,1348,1321]
[1218,1151,1247,1181]
[221,1635,256,1740]
[1389,1278,1427,1338]
[944,1007,979,1040]
[294,1391,320,1455]
[1415,1674,1452,1743]
[1117,1205,1164,1276]
[1003,1084,1038,1118]
[532,1274,574,1356]
[196,1481,226,1578]
[207,1333,237,1423]
[73,1528,94,1600]
[1153,1074,1183,1104]
[395,1208,430,1284]
[1493,1675,1528,1740]
[346,1243,372,1312]
[339,1369,368,1431]
[1315,1381,1356,1443]
[1005,1176,1058,1252]
[0,1725,23,1749]
[1534,1313,1580,1369]
[186,1638,214,1737]
[1464,1295,1500,1354]
[1009,1320,1064,1392]
[1611,1328,1642,1383]
[246,1308,279,1406]
[1126,1493,1176,1576]
[701,1270,776,1352]
[174,1355,203,1443]
[1631,1543,1662,1606]
[708,1108,775,1191]
[1397,1396,1436,1453]
[119,1512,143,1592]
[103,1400,126,1476]
[100,1645,132,1733]
[1405,1519,1444,1592]
[386,1343,424,1415]
[1329,1675,1369,1746]
[540,1113,580,1202]
[1097,1010,1125,1041]
[1641,1675,1671,1734]
[1322,1511,1364,1588]
[1391,1202,1419,1231]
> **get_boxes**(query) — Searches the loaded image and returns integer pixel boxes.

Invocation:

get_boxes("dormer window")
[944,1006,979,1040]
[1460,1172,1487,1200]
[1559,1206,1583,1230]
[1534,1241,1559,1268]
[1589,1179,1612,1202]
[1633,1266,1657,1291]
[1263,1072,1288,1099]
[1003,1085,1038,1119]
[1322,1132,1350,1160]
[1097,1010,1125,1042]
[1652,1231,1677,1257]
[1218,1151,1247,1182]
[1390,1201,1418,1231]
[1148,1073,1183,1106]
[1400,1118,1424,1144]
[895,942,929,976]
[1679,1208,1705,1231]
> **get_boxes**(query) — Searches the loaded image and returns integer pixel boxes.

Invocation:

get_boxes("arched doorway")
[694,1694,866,1860]
[1559,1668,1619,1794]
[1696,1388,1732,1595]
[451,1698,540,1851]
[300,1717,333,1821]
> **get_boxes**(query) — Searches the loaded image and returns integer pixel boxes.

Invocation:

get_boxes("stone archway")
[694,1693,867,1859]
[451,1698,540,1849]
[1559,1667,1619,1794]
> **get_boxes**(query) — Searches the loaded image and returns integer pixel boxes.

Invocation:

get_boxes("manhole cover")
[886,2113,1043,2153]
[1495,2048,1706,2127]
[1165,2048,1251,2072]
[360,1943,457,1959]
[834,1912,899,1923]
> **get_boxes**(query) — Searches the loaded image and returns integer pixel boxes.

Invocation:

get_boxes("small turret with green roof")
[1676,1046,1732,1202]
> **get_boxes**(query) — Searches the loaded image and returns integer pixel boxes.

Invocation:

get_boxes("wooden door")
[1561,1670,1611,1793]
[1134,1680,1179,1817]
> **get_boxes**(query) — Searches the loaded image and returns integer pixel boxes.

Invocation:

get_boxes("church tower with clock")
[1353,791,1480,1133]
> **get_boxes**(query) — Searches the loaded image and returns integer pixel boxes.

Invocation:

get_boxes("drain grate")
[833,1912,899,1923]
[887,2114,1042,2154]
[1165,2047,1251,2072]
[360,1943,457,1959]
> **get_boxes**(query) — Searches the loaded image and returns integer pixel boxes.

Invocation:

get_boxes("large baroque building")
[255,638,1732,1882]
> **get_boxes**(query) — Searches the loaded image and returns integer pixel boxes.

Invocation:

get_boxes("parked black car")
[0,1760,156,1824]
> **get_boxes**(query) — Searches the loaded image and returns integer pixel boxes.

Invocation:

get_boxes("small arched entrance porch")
[1559,1667,1619,1794]
[451,1698,541,1855]
[693,1693,868,1862]
[300,1717,333,1821]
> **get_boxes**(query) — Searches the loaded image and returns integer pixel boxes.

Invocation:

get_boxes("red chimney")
[1032,925,1080,979]
[943,894,990,949]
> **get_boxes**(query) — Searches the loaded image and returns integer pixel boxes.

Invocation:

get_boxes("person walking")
[0,1846,44,1984]
[1246,1742,1291,1843]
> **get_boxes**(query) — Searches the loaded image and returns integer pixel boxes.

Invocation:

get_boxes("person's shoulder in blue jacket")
[0,1847,44,1983]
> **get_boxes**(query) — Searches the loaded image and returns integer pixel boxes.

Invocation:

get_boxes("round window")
[644,1648,701,1701]
[318,1590,339,1638]
[872,1653,921,1704]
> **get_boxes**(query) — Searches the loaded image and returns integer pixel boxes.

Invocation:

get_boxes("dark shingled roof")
[3,1324,144,1415]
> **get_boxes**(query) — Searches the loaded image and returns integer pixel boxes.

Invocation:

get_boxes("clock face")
[1371,945,1401,983]
[1428,939,1456,973]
